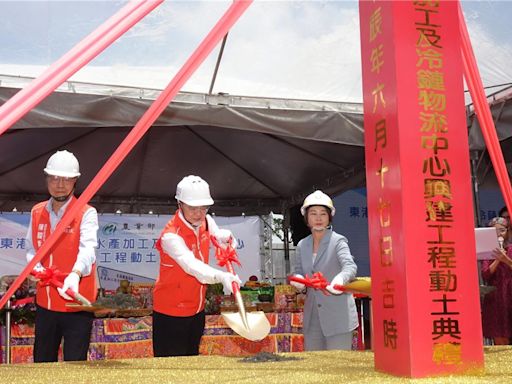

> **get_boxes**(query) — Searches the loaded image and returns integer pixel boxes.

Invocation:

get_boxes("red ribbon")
[0,0,253,312]
[30,267,91,306]
[307,272,330,290]
[288,272,329,291]
[11,297,35,308]
[210,236,241,268]
[31,266,67,289]
[288,272,369,298]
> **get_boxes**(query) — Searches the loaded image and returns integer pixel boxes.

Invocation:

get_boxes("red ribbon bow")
[30,266,91,306]
[210,236,241,268]
[288,272,331,295]
[306,272,329,290]
[31,266,67,289]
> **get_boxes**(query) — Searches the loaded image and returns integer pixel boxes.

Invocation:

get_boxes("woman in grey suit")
[291,190,359,351]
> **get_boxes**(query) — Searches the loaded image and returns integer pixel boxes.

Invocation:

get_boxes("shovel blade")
[222,310,271,341]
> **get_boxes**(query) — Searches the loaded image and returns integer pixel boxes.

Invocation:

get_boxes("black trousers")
[152,310,205,357]
[34,305,93,362]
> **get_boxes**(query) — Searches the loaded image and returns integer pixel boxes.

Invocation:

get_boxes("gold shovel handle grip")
[66,289,92,306]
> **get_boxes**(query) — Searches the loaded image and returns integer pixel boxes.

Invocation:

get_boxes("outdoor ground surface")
[2,347,511,383]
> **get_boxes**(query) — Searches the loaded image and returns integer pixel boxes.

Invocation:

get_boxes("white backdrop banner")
[0,213,261,288]
[0,213,30,276]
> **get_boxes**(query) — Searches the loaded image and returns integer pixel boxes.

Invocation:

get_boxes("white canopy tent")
[0,0,511,215]
[0,74,366,215]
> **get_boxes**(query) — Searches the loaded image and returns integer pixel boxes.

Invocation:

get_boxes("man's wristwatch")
[72,270,82,279]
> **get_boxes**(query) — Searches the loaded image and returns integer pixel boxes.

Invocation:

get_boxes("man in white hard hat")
[26,150,99,362]
[152,175,242,357]
[290,190,358,351]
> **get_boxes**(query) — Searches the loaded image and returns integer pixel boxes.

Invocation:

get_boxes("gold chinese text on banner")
[359,0,484,377]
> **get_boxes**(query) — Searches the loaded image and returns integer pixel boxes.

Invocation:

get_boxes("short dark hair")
[499,206,509,217]
[303,205,333,226]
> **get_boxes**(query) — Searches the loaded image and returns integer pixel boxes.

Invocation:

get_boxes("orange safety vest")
[153,211,211,317]
[31,197,97,312]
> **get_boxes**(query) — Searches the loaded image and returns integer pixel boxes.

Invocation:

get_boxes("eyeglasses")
[181,203,210,213]
[46,175,77,184]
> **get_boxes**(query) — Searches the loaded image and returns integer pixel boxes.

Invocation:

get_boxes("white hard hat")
[300,190,335,216]
[175,175,214,206]
[44,150,81,178]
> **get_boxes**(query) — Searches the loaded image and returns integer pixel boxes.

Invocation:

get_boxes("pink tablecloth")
[2,312,306,364]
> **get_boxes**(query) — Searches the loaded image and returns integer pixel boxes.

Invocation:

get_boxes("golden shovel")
[221,280,271,341]
[212,236,271,341]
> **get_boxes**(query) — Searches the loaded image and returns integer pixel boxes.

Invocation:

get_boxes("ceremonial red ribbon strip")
[0,0,253,311]
[458,2,512,219]
[11,297,35,308]
[31,266,67,289]
[0,0,163,137]
[30,267,87,305]
[287,271,368,297]
[210,236,242,269]
[288,272,329,290]
[210,235,243,295]
[0,296,35,308]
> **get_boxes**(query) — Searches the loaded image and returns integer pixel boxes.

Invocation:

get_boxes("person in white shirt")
[26,150,98,362]
[152,175,241,356]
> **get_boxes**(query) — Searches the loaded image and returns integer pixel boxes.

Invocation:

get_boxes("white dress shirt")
[160,212,228,284]
[26,197,98,276]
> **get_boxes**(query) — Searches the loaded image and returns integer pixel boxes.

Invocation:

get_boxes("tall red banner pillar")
[359,1,484,377]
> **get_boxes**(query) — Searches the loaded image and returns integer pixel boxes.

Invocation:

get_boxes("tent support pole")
[283,208,291,276]
[208,33,229,95]
[470,150,482,227]
[4,297,12,364]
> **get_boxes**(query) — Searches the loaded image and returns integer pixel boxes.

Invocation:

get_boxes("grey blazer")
[294,229,359,336]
